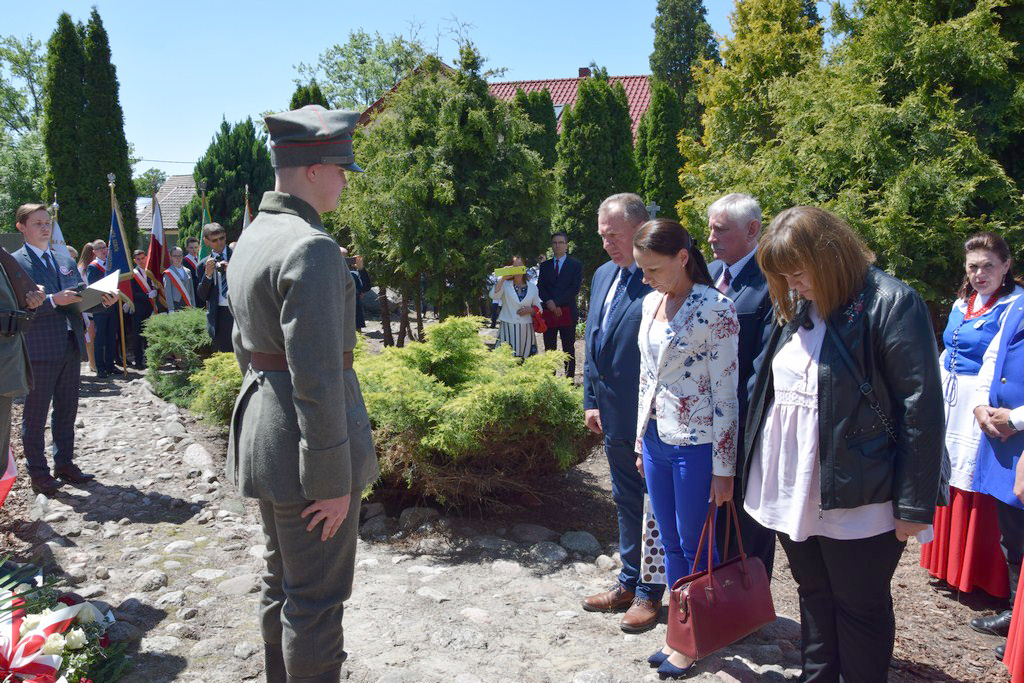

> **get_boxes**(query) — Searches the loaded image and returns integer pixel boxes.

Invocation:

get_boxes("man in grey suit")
[706,193,777,578]
[162,247,195,312]
[227,105,377,683]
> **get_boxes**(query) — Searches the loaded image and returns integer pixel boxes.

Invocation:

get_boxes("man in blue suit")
[537,231,583,379]
[581,192,660,632]
[13,203,116,494]
[706,193,777,578]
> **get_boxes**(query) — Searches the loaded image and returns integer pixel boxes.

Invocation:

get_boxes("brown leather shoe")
[54,464,95,484]
[582,584,635,613]
[30,473,63,495]
[620,597,659,633]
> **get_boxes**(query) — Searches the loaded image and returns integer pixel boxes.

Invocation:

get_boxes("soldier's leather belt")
[0,310,32,337]
[250,351,353,372]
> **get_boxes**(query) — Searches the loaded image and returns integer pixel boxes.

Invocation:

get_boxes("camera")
[214,254,228,272]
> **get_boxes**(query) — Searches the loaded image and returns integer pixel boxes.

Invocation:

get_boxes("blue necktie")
[606,267,631,321]
[42,252,59,291]
[217,255,228,302]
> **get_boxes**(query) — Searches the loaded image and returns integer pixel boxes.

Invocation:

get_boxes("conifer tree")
[81,8,137,245]
[42,13,88,245]
[552,68,638,283]
[289,80,329,109]
[649,0,719,135]
[339,45,552,319]
[512,88,557,169]
[178,118,274,243]
[635,78,684,221]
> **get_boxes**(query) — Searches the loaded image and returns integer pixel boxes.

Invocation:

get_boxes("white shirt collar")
[723,247,757,281]
[25,242,54,261]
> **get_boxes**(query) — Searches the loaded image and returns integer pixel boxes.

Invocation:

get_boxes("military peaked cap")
[264,105,363,171]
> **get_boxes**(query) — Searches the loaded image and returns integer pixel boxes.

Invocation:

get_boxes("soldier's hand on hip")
[301,495,352,541]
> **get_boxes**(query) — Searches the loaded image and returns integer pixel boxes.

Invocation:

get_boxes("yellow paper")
[494,266,527,277]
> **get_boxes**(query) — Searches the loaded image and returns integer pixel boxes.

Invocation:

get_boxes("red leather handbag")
[666,500,776,659]
[531,307,547,333]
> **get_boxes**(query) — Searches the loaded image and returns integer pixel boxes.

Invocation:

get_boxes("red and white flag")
[144,197,169,310]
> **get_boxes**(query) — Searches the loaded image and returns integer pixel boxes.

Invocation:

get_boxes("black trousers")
[542,324,576,378]
[779,530,905,682]
[21,333,80,477]
[131,309,151,368]
[997,500,1024,601]
[93,310,118,373]
[212,305,234,353]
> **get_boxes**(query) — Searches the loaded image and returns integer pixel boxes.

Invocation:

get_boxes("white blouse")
[744,306,896,542]
[645,319,671,379]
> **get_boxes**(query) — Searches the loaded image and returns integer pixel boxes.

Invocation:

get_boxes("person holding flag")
[163,247,195,312]
[129,250,159,369]
[144,194,170,312]
[183,237,201,286]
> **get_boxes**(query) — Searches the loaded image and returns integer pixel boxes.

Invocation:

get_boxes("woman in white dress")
[490,256,541,360]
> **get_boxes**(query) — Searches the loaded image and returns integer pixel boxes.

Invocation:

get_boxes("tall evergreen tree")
[635,78,685,221]
[81,8,137,245]
[289,80,329,109]
[339,46,553,319]
[178,118,274,243]
[552,67,638,284]
[512,88,558,169]
[649,0,719,135]
[42,13,88,245]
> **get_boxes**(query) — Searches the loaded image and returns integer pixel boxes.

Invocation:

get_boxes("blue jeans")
[641,420,717,585]
[605,437,665,602]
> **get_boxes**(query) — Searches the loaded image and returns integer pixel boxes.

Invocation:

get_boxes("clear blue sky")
[9,1,827,185]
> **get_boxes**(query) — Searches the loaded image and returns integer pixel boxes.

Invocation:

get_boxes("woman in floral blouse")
[632,218,740,679]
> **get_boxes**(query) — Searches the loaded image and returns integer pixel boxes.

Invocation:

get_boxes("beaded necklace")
[965,291,998,321]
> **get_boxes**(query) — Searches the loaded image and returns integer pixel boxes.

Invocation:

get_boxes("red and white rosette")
[0,590,104,682]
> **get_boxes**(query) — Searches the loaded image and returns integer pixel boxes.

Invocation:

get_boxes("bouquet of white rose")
[0,559,128,682]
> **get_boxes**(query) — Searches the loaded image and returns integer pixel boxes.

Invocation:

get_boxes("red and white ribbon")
[0,591,103,682]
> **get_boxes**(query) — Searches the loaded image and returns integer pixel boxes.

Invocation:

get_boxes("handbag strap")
[689,500,751,590]
[822,317,899,443]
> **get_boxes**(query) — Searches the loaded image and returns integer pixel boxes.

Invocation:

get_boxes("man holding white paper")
[11,203,117,494]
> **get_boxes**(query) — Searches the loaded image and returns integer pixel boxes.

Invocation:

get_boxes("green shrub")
[142,308,210,406]
[190,352,244,425]
[356,316,597,507]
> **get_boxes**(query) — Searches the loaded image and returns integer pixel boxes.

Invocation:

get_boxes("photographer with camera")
[196,222,233,352]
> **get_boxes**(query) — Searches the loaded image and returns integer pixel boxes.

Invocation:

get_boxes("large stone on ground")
[134,570,168,592]
[560,531,601,555]
[530,542,568,564]
[183,443,214,470]
[510,523,559,544]
[398,506,440,531]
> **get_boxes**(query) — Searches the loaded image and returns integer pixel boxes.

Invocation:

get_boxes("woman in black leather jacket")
[742,206,944,682]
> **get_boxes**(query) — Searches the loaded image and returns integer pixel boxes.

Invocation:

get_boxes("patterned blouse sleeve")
[706,296,740,476]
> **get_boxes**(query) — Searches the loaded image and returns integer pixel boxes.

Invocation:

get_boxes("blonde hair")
[757,206,875,322]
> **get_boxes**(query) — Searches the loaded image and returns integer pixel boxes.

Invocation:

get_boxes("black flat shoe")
[54,464,95,484]
[996,643,1006,661]
[971,610,1012,637]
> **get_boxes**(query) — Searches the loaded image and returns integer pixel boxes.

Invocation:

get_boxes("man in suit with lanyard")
[12,203,116,494]
[538,231,583,379]
[581,192,661,632]
[196,223,233,353]
[706,193,777,578]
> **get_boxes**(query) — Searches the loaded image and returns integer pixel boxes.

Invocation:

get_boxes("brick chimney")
[578,67,591,78]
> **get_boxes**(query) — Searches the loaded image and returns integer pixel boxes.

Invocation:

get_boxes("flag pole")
[109,174,129,379]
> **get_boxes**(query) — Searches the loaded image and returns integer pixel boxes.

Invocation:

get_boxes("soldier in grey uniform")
[227,105,378,683]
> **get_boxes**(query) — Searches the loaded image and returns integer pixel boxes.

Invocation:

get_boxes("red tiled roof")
[488,75,651,140]
[137,175,197,235]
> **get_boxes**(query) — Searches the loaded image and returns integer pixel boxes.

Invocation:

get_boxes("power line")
[139,159,194,164]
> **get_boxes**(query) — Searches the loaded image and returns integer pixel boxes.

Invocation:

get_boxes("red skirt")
[1006,571,1024,682]
[920,487,1009,598]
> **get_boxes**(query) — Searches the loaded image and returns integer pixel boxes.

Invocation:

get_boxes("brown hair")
[633,218,713,286]
[957,231,1017,300]
[78,242,95,269]
[201,222,226,239]
[757,206,875,322]
[15,203,49,226]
